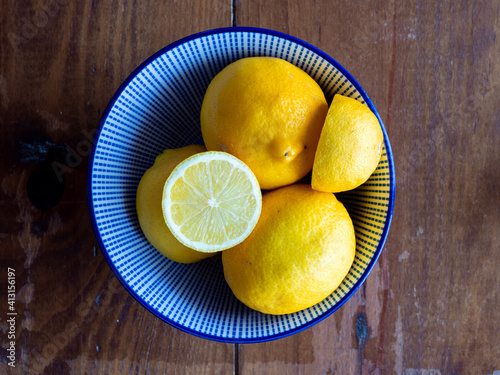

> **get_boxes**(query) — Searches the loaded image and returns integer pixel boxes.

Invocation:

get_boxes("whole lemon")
[201,57,328,190]
[136,145,216,263]
[312,94,384,193]
[222,184,356,315]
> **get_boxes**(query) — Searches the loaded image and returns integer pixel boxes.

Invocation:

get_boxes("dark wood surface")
[1,1,499,374]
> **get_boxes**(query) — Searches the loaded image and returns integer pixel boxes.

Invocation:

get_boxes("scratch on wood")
[17,283,35,304]
[36,109,70,132]
[17,140,58,164]
[404,369,442,375]
[355,312,369,374]
[398,250,410,262]
[392,306,403,374]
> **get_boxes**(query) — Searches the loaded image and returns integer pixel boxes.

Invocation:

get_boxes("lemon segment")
[312,94,384,193]
[163,151,262,252]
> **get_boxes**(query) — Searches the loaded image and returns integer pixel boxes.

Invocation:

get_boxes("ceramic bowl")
[87,27,395,343]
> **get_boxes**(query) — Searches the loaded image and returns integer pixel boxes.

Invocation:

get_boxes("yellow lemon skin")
[201,57,328,190]
[312,94,384,193]
[136,145,215,263]
[222,184,356,315]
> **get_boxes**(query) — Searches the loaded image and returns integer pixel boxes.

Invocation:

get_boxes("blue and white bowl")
[88,27,395,343]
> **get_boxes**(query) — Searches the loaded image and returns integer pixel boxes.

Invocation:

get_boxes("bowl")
[87,27,395,343]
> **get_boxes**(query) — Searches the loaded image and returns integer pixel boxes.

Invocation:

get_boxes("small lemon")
[222,184,356,315]
[136,145,215,263]
[201,57,328,190]
[312,94,384,193]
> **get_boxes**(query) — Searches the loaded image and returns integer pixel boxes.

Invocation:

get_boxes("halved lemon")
[162,151,262,253]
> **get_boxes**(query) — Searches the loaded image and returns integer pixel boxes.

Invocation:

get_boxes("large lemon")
[222,184,356,315]
[312,94,384,193]
[201,57,328,190]
[136,145,215,263]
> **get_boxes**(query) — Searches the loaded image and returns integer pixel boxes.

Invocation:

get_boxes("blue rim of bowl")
[87,26,396,343]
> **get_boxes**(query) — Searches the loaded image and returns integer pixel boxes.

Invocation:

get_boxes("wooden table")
[1,1,499,374]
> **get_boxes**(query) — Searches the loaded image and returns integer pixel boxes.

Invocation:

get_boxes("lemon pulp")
[163,151,262,252]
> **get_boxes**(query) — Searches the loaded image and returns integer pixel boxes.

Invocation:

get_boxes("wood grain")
[1,0,499,374]
[1,1,233,374]
[236,0,500,374]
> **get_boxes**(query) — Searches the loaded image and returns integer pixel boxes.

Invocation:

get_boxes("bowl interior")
[88,28,395,343]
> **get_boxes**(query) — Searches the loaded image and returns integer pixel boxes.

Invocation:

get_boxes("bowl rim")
[87,26,396,343]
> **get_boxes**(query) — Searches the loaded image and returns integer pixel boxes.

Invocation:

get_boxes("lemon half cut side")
[162,151,262,253]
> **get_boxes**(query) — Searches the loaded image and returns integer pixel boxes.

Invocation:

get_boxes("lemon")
[312,94,384,193]
[201,57,328,190]
[162,151,262,253]
[136,145,215,263]
[222,184,355,315]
